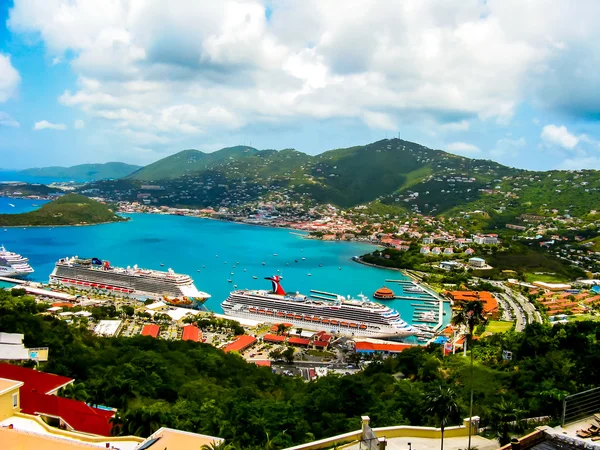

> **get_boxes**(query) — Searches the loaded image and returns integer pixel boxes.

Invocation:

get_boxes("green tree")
[488,398,524,446]
[452,300,487,450]
[424,385,461,450]
[201,441,237,450]
[282,347,295,364]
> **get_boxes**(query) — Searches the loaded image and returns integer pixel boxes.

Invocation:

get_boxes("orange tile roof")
[354,342,412,353]
[254,360,271,367]
[182,325,201,342]
[448,291,498,314]
[52,302,75,308]
[141,324,160,338]
[287,337,310,346]
[313,340,330,348]
[263,334,286,343]
[224,335,257,353]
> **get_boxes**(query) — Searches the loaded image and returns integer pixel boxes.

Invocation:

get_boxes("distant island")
[19,162,141,181]
[0,194,127,227]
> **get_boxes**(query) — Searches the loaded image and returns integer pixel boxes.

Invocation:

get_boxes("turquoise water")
[0,196,49,214]
[0,199,450,326]
[0,171,83,184]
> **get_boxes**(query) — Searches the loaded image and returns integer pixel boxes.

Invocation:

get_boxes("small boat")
[216,255,218,258]
[8,204,14,207]
[262,262,265,265]
[319,264,322,267]
[253,276,258,279]
[3,229,6,232]
[160,263,164,267]
[273,253,278,256]
[307,273,312,276]
[295,260,298,263]
[244,269,247,272]
[230,272,234,275]
[234,285,238,288]
[302,257,306,260]
[227,279,233,283]
[197,270,200,272]
[338,267,341,270]
[202,265,206,268]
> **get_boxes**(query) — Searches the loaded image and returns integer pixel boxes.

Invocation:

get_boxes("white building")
[94,320,122,337]
[469,257,486,268]
[420,246,431,254]
[440,261,462,271]
[0,333,30,360]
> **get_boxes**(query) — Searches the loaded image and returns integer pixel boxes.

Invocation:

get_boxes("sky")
[1,0,600,171]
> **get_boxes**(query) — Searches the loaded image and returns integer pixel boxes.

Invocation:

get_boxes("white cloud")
[0,54,20,102]
[74,119,85,129]
[540,124,579,150]
[33,120,67,131]
[441,120,470,132]
[490,137,526,158]
[559,156,600,170]
[446,142,480,154]
[0,112,19,128]
[8,0,600,148]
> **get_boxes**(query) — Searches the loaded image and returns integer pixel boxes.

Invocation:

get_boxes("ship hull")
[221,300,417,341]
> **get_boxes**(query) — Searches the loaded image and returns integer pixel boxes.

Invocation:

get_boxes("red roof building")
[141,324,160,338]
[254,360,271,367]
[354,342,412,354]
[312,340,330,349]
[263,334,286,343]
[0,363,73,395]
[182,325,201,342]
[287,337,310,347]
[22,390,114,436]
[0,363,113,436]
[224,335,257,353]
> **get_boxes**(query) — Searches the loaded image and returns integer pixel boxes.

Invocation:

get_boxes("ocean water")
[0,199,450,327]
[0,171,84,184]
[0,196,49,214]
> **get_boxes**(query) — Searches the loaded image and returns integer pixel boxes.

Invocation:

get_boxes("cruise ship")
[0,245,34,278]
[50,257,210,307]
[221,276,418,340]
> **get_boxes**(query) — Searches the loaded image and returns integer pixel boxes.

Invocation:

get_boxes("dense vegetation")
[84,138,600,220]
[0,193,126,226]
[20,162,141,181]
[2,289,600,449]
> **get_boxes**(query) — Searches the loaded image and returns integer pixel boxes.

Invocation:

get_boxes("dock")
[0,276,27,285]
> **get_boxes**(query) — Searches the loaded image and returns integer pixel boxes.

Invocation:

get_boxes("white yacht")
[0,245,34,278]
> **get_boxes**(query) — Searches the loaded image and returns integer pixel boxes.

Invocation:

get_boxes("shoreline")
[0,218,129,228]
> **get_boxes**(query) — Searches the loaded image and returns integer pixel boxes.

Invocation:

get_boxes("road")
[490,281,543,331]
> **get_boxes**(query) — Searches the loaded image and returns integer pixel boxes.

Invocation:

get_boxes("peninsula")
[0,193,126,226]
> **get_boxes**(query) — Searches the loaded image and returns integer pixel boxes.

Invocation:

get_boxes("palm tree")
[452,299,487,450]
[489,398,524,446]
[200,441,237,450]
[424,384,461,450]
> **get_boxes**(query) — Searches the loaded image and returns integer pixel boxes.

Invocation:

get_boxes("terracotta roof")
[313,340,329,348]
[354,342,412,353]
[51,302,75,308]
[0,363,73,395]
[263,334,286,343]
[224,335,257,353]
[254,360,271,367]
[448,291,498,314]
[287,337,310,346]
[141,324,160,338]
[181,325,201,342]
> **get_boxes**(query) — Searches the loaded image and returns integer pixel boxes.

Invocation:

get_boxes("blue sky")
[1,0,600,170]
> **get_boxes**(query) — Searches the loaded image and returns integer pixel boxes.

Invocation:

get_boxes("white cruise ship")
[0,245,34,278]
[50,257,210,307]
[221,276,418,340]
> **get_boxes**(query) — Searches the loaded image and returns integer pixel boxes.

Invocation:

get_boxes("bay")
[0,199,450,327]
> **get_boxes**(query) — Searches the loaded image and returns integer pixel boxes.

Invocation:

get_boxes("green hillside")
[127,146,259,180]
[85,138,600,218]
[21,162,141,181]
[0,194,126,226]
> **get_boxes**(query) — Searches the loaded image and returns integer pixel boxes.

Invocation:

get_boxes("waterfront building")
[141,324,160,338]
[354,341,411,355]
[181,325,201,342]
[447,291,499,320]
[224,335,257,353]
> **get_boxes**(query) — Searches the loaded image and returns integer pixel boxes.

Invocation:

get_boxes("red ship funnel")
[265,275,285,296]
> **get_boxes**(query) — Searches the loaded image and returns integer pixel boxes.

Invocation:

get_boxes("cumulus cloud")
[0,112,19,128]
[74,119,85,129]
[33,120,67,131]
[7,0,600,150]
[559,156,600,170]
[541,124,579,150]
[0,54,20,102]
[446,142,480,154]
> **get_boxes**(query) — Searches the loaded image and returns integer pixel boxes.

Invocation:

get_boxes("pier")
[0,276,27,285]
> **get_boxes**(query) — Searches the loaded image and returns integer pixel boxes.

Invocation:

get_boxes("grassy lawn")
[583,236,600,252]
[523,272,569,283]
[567,314,600,322]
[485,321,513,333]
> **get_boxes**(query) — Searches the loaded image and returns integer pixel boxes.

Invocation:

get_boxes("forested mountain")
[20,162,141,181]
[101,139,599,219]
